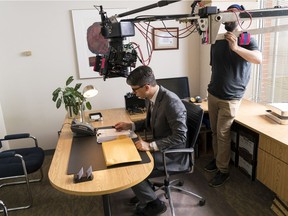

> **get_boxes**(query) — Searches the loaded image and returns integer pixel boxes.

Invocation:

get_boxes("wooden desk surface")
[48,108,154,196]
[196,99,288,145]
[234,99,288,145]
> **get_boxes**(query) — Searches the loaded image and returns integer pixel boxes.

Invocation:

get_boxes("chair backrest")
[182,100,204,149]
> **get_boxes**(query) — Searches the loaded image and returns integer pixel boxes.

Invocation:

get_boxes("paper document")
[102,136,142,166]
[96,128,136,143]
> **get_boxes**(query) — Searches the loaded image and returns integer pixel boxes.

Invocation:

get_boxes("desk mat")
[67,136,151,175]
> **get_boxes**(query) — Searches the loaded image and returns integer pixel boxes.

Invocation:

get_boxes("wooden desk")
[48,108,154,215]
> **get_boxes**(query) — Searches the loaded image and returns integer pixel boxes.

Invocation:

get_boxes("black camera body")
[94,41,137,80]
[94,9,138,80]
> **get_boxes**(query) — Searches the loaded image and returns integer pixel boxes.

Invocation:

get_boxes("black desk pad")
[67,135,151,175]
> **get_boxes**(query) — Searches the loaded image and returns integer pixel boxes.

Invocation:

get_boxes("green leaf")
[66,76,74,86]
[74,83,82,91]
[52,87,61,96]
[56,98,62,109]
[86,101,92,110]
[52,92,59,102]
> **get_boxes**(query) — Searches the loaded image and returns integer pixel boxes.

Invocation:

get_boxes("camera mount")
[93,0,288,80]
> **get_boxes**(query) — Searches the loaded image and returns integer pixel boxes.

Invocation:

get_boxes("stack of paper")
[102,136,142,166]
[96,128,135,143]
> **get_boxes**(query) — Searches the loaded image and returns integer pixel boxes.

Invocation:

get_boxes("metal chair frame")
[0,134,44,212]
[0,200,8,216]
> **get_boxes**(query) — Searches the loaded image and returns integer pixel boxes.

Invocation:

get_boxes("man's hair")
[126,65,157,87]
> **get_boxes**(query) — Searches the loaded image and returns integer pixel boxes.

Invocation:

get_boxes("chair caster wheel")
[199,199,206,206]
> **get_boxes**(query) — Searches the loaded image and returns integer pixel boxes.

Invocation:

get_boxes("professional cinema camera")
[93,6,138,80]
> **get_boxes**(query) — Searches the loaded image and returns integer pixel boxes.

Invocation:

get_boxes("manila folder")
[102,135,142,166]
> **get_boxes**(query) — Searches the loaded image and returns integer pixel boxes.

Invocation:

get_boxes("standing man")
[204,4,262,187]
[115,65,187,215]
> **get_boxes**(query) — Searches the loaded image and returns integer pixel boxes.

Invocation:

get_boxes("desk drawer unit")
[231,123,259,180]
[238,129,259,180]
[257,135,288,203]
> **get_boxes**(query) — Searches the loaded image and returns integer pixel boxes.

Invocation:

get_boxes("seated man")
[115,65,187,216]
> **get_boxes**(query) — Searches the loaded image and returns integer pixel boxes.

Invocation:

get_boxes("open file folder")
[102,136,142,166]
[96,127,136,143]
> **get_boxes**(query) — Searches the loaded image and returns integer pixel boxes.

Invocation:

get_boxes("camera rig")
[93,0,288,80]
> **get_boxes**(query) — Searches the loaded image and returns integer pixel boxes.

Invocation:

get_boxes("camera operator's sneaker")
[204,159,217,172]
[209,171,230,187]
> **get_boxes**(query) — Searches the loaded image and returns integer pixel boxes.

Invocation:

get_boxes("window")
[249,0,288,103]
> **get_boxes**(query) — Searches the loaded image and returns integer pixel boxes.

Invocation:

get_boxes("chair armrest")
[0,151,16,158]
[163,148,194,155]
[0,133,39,148]
[4,133,30,140]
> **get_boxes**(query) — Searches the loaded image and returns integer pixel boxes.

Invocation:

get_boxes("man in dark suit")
[115,65,187,216]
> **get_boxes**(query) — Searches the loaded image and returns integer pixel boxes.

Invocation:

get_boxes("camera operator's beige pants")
[207,93,241,173]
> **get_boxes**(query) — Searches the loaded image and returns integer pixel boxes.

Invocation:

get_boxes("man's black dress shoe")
[135,198,167,216]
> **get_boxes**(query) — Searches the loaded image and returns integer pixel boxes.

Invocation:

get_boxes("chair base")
[153,178,206,216]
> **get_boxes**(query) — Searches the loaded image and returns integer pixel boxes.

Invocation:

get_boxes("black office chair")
[0,133,45,212]
[152,100,205,216]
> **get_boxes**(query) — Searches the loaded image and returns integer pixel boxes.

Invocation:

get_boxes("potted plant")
[52,76,92,117]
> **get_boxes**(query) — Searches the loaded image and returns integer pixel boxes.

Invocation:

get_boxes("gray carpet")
[0,152,276,216]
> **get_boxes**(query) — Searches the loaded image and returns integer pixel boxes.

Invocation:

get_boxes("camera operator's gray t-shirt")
[208,37,259,100]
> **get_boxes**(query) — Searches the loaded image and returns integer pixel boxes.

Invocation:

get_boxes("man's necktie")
[149,101,154,128]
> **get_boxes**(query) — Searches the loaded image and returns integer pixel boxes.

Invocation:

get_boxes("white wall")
[0,1,201,150]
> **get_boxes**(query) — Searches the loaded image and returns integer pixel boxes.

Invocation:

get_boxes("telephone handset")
[70,119,96,136]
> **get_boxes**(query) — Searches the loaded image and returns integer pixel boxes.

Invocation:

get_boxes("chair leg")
[0,154,44,212]
[171,185,206,206]
[0,200,8,216]
[166,186,176,216]
[0,174,33,211]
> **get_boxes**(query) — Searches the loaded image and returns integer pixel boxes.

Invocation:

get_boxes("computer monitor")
[156,76,190,99]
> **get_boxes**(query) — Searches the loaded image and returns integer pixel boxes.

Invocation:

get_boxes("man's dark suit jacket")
[134,86,188,173]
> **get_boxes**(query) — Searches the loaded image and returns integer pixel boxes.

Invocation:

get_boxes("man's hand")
[114,122,132,131]
[134,138,150,151]
[224,32,238,52]
[224,31,262,64]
